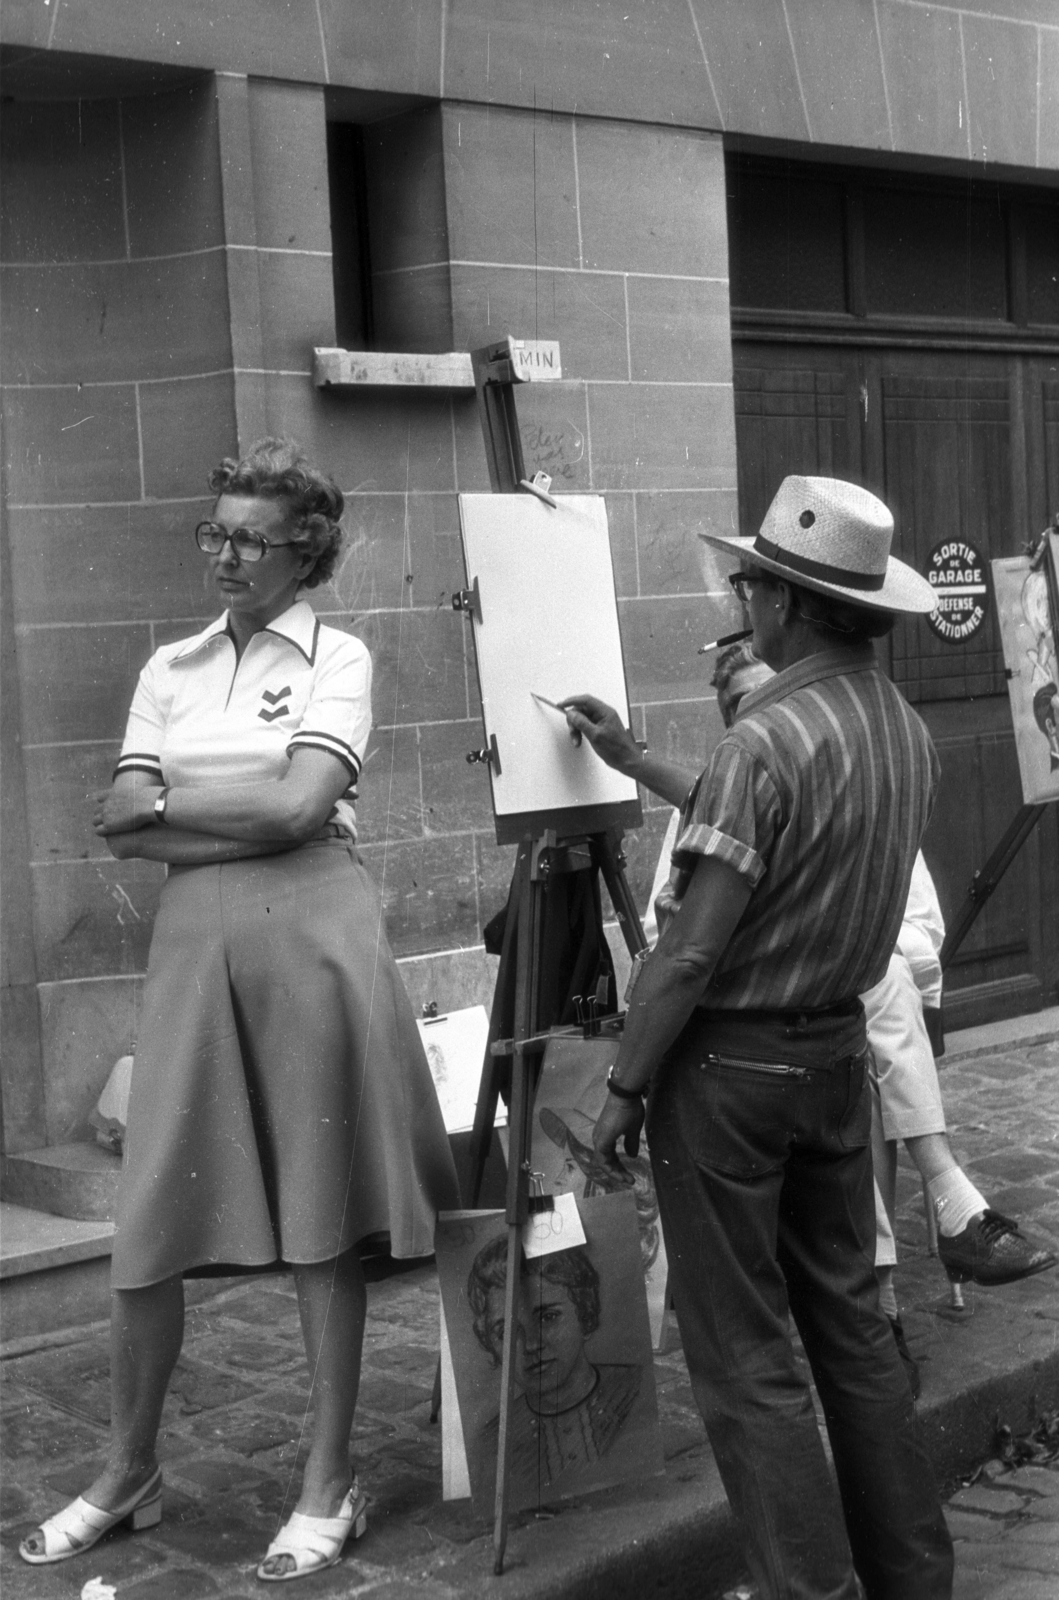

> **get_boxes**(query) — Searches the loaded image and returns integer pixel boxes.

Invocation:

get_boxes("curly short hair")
[466,1237,601,1365]
[207,437,344,588]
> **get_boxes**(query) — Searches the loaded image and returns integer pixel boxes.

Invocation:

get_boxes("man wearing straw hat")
[561,476,954,1598]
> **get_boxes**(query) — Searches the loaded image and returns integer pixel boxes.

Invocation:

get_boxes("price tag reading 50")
[521,1192,587,1259]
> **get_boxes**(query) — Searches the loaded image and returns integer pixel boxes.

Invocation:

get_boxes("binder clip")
[526,1170,553,1216]
[572,974,609,1038]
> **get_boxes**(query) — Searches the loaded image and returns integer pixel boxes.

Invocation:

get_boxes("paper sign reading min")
[522,1191,587,1258]
[510,339,562,382]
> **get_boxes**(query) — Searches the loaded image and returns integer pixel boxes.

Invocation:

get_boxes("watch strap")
[606,1066,645,1101]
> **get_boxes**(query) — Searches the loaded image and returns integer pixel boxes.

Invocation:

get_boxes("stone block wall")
[1,81,237,1150]
[6,2,1056,170]
[440,103,740,895]
[6,0,1054,1153]
[342,101,741,952]
[1,74,739,1150]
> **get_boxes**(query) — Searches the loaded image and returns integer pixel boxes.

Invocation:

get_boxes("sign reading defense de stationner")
[924,540,989,643]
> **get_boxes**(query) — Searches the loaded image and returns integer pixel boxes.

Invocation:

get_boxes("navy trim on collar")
[263,612,319,666]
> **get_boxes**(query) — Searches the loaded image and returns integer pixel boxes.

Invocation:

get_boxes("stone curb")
[476,1361,1059,1600]
[939,1007,1059,1066]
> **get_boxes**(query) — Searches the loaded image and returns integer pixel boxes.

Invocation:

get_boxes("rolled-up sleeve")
[673,740,781,890]
[287,637,372,781]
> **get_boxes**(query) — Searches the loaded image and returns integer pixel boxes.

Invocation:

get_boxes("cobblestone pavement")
[720,1454,1059,1600]
[945,1453,1059,1599]
[3,1034,1058,1600]
[0,1258,716,1599]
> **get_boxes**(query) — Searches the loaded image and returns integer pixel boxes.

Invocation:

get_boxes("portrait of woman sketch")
[434,1193,663,1516]
[468,1236,644,1495]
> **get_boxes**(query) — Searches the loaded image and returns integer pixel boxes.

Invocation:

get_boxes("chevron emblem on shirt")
[258,685,292,722]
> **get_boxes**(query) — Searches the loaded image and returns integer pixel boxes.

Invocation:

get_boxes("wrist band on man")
[606,1066,645,1101]
[154,787,171,825]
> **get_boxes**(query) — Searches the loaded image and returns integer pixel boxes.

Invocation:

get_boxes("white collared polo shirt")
[116,600,372,840]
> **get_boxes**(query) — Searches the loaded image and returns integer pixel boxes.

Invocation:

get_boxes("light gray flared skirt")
[111,842,460,1289]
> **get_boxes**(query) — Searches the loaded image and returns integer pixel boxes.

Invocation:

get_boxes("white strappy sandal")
[19,1469,163,1565]
[256,1480,368,1583]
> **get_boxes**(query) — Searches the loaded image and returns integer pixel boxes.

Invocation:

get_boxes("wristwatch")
[606,1065,645,1101]
[154,787,171,826]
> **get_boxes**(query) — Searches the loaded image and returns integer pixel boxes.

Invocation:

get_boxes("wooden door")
[734,342,1059,1027]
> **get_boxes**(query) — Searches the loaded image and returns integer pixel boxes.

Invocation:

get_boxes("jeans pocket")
[837,1050,872,1150]
[682,1056,805,1180]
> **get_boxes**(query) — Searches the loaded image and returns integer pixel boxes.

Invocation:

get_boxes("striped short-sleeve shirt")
[655,644,940,1011]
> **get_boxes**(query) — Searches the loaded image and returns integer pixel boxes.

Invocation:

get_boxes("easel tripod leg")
[939,805,1046,972]
[493,847,541,1574]
[594,832,648,960]
[493,1034,535,1575]
[493,1219,523,1575]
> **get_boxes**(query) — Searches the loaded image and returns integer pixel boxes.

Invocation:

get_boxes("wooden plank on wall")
[314,348,475,389]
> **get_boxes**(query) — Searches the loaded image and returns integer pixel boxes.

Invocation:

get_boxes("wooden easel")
[457,339,649,1573]
[939,803,1047,977]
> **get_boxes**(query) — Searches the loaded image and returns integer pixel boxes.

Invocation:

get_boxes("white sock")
[876,1267,899,1321]
[928,1166,989,1237]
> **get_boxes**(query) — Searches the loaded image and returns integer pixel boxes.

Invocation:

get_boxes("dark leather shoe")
[938,1209,1058,1286]
[887,1315,921,1399]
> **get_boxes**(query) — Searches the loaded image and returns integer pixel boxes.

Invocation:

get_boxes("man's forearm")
[607,854,753,1095]
[608,950,715,1093]
[558,696,698,809]
[635,754,698,810]
[583,733,695,809]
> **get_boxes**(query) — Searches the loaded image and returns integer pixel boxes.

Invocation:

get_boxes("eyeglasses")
[195,522,298,563]
[728,572,770,606]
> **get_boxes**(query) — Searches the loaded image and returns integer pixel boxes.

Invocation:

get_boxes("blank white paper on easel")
[457,494,639,820]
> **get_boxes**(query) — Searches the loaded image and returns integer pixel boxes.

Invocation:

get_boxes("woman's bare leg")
[24,1274,184,1548]
[290,1247,368,1518]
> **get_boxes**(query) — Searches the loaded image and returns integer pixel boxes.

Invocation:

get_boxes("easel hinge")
[466,733,501,775]
[452,575,482,624]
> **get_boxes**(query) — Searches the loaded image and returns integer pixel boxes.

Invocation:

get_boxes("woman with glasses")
[20,438,459,1583]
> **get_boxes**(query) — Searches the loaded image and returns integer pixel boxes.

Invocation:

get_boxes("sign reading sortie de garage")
[924,539,990,643]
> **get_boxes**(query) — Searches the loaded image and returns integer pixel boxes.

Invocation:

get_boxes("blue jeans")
[646,1007,953,1600]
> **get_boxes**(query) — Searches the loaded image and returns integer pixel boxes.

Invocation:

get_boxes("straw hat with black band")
[701,475,938,616]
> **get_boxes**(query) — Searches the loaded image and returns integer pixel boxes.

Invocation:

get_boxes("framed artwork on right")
[992,534,1059,806]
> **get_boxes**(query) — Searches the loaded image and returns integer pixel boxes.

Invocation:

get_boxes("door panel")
[734,359,859,536]
[1041,374,1059,515]
[877,363,1010,703]
[733,340,1055,1026]
[872,353,1044,1023]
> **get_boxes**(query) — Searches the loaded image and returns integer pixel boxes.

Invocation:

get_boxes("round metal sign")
[924,539,989,643]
